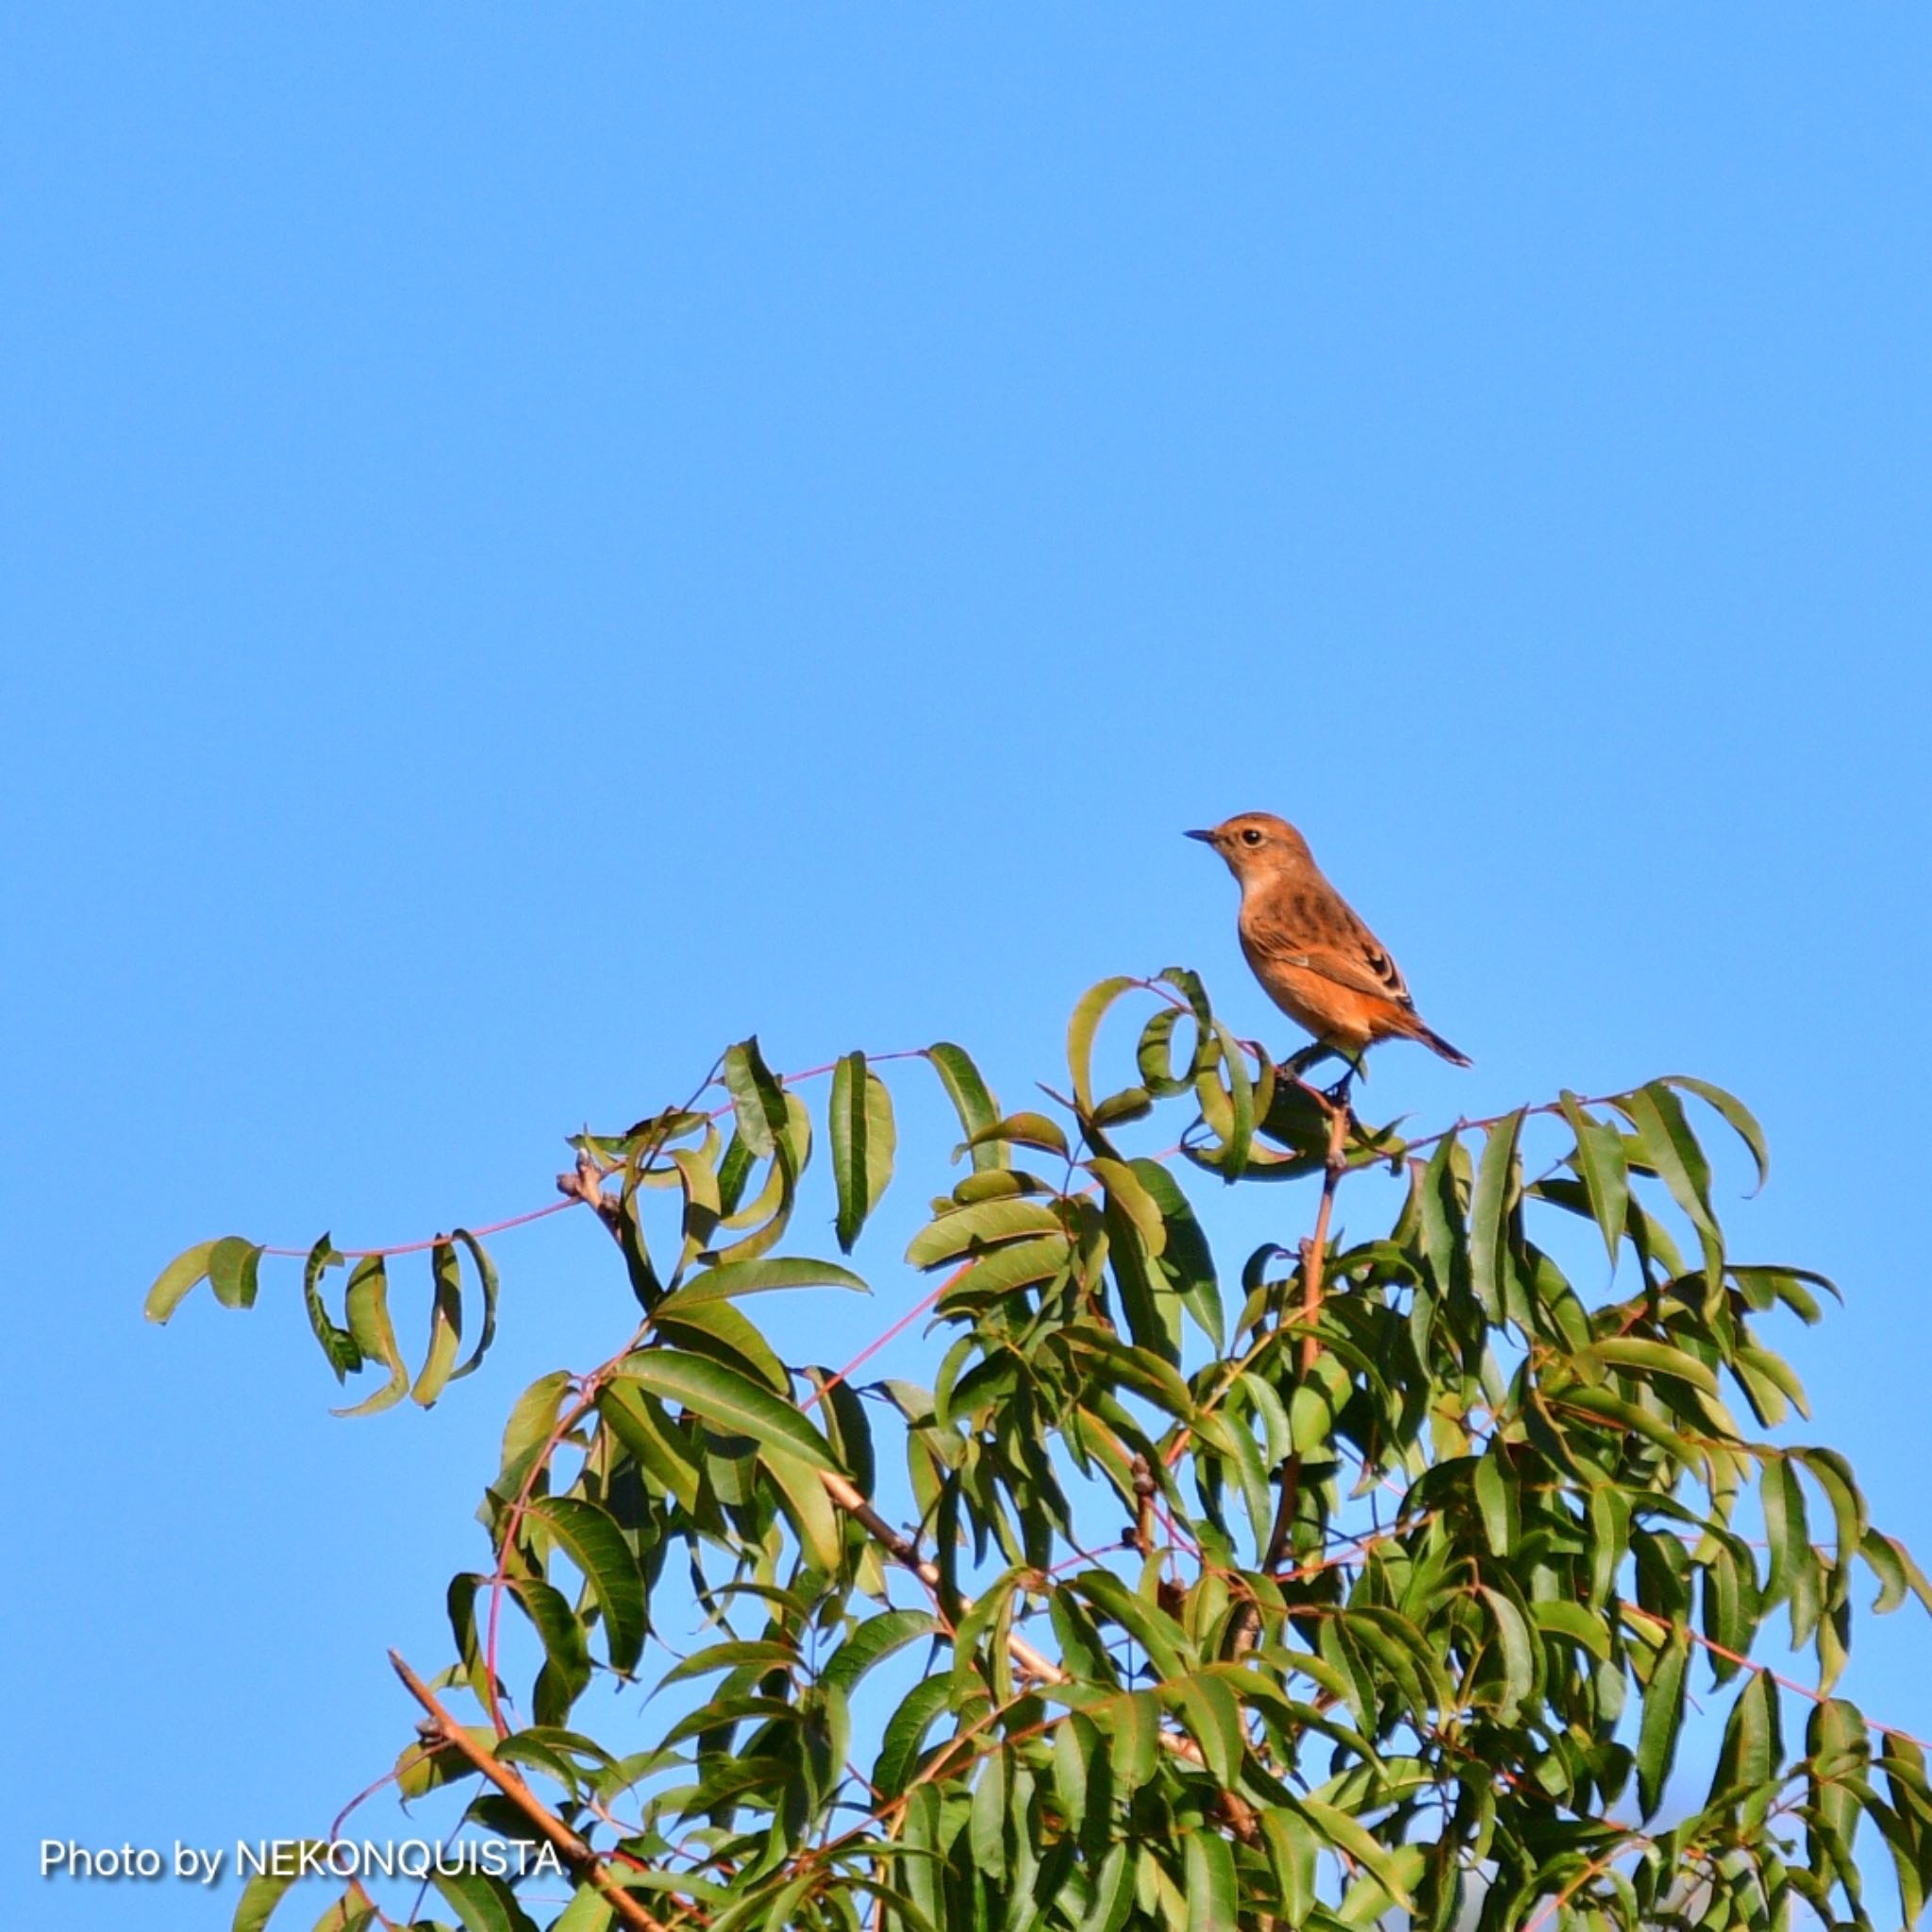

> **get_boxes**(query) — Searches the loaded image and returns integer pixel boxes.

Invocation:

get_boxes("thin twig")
[387,1651,673,1932]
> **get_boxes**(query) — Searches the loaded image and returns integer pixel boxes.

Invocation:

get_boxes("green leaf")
[595,1381,703,1514]
[1134,1158,1223,1349]
[1880,1736,1932,1926]
[722,1037,788,1161]
[1110,1690,1162,1793]
[1710,1667,1781,1817]
[1807,1697,1869,1886]
[1794,1446,1868,1566]
[873,1674,954,1795]
[1589,1335,1720,1394]
[612,1349,841,1474]
[907,1197,1065,1269]
[969,1746,1007,1875]
[207,1237,263,1311]
[1136,1005,1202,1100]
[231,1844,332,1932]
[1474,1449,1513,1556]
[1470,1109,1523,1324]
[1081,1843,1133,1932]
[653,1256,869,1316]
[411,1241,464,1407]
[1664,1074,1771,1193]
[548,1886,614,1932]
[1619,1083,1724,1291]
[301,1236,361,1382]
[967,1110,1071,1159]
[1635,1624,1689,1817]
[1413,1132,1470,1314]
[1862,1528,1915,1616]
[496,1369,573,1504]
[665,1145,722,1273]
[1530,1599,1612,1662]
[1168,1671,1243,1787]
[1293,1799,1416,1913]
[760,1442,845,1574]
[1053,1709,1098,1839]
[1183,1830,1236,1932]
[507,1574,592,1725]
[926,1041,1005,1172]
[525,1495,647,1674]
[823,1609,941,1696]
[1067,975,1141,1114]
[829,1053,888,1252]
[308,1897,378,1932]
[1558,1091,1628,1266]
[448,1227,500,1381]
[1258,1810,1317,1924]
[1191,1023,1257,1175]
[652,1294,791,1393]
[1477,1582,1536,1719]
[145,1240,219,1324]
[430,1866,539,1932]
[656,1638,798,1688]
[1071,1574,1191,1680]
[331,1256,410,1418]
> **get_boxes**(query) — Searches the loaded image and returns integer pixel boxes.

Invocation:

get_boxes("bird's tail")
[1412,1019,1472,1068]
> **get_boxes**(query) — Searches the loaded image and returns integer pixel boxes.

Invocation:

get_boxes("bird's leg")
[1277,1041,1341,1089]
[1321,1048,1367,1109]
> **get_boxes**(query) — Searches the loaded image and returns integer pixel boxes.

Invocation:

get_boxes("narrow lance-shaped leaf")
[525,1495,647,1676]
[144,1240,218,1324]
[411,1240,464,1407]
[611,1349,841,1474]
[207,1236,263,1311]
[666,1144,721,1274]
[230,1842,334,1932]
[1136,1007,1192,1099]
[1636,1624,1690,1818]
[759,1442,844,1574]
[1292,1798,1418,1914]
[430,1866,541,1932]
[449,1228,499,1380]
[1879,1735,1932,1928]
[926,1041,1006,1172]
[1709,1666,1782,1820]
[332,1256,409,1418]
[302,1236,361,1382]
[1559,1090,1628,1267]
[830,1050,868,1253]
[506,1573,592,1726]
[1665,1074,1771,1193]
[722,1036,788,1160]
[651,1256,869,1316]
[821,1609,941,1696]
[1470,1109,1524,1324]
[829,1052,895,1251]
[1184,1830,1236,1932]
[1136,1158,1224,1349]
[1620,1082,1724,1291]
[1066,974,1141,1115]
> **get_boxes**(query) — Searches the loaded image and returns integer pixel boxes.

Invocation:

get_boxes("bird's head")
[1185,811,1314,885]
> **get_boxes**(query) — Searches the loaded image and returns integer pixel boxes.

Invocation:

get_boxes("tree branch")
[387,1651,673,1932]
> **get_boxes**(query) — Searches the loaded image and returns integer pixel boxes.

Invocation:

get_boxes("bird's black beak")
[1184,828,1217,844]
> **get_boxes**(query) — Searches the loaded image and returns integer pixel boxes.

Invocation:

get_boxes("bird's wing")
[1243,903,1415,1008]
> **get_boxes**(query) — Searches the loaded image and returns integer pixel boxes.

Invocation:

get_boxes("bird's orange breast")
[1250,962,1418,1052]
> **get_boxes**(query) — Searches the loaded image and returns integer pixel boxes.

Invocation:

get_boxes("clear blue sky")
[6,8,1930,1926]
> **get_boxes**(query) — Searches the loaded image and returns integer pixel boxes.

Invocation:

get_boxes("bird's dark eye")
[1241,827,1263,846]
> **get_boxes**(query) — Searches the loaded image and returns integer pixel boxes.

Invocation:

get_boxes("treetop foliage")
[150,969,1932,1932]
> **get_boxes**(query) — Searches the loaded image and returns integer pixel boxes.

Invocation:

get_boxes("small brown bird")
[1188,811,1470,1070]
